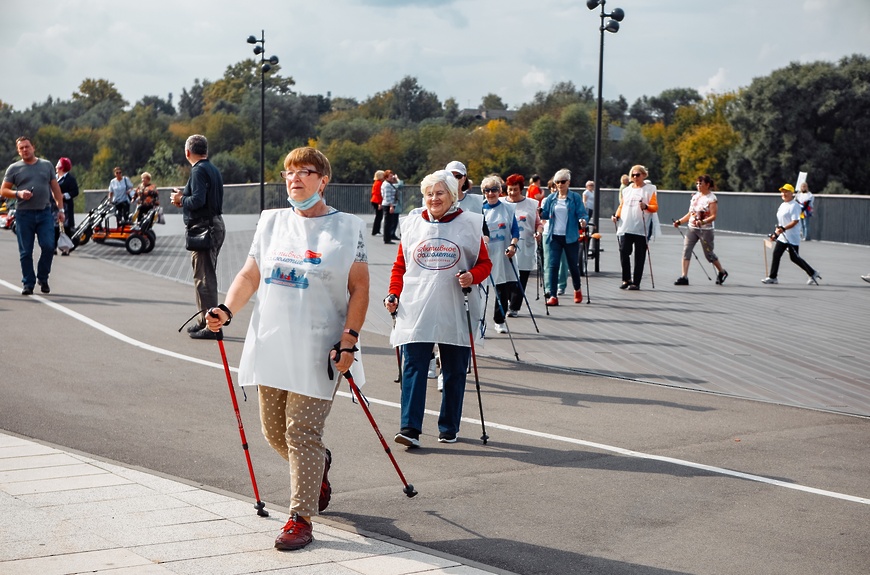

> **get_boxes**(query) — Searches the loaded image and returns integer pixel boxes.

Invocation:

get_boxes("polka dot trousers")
[258,385,333,517]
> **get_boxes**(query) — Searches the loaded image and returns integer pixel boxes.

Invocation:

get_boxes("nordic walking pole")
[334,361,418,498]
[460,271,489,444]
[673,221,712,281]
[642,210,655,289]
[488,275,520,361]
[386,294,401,384]
[763,237,771,277]
[209,312,269,518]
[537,241,549,316]
[507,257,539,333]
[585,231,601,304]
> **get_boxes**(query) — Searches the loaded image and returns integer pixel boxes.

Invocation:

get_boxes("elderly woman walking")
[612,165,658,290]
[481,174,520,332]
[206,147,369,551]
[504,173,543,316]
[540,168,588,305]
[673,174,728,285]
[385,169,491,447]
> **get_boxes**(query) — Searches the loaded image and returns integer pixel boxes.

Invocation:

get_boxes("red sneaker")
[546,296,559,306]
[574,290,583,303]
[275,513,313,551]
[319,448,332,513]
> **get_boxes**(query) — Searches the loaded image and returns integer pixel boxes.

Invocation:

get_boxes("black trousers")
[371,202,383,235]
[769,241,815,278]
[618,233,647,286]
[492,281,517,323]
[509,270,531,311]
[383,210,398,242]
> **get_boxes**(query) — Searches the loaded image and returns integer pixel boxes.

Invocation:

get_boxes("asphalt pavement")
[0,212,868,575]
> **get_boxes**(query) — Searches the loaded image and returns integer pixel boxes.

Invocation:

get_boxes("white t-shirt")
[776,200,802,245]
[688,192,717,229]
[552,199,568,235]
[582,189,594,212]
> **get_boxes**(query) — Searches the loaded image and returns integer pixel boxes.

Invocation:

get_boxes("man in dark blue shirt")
[171,134,225,339]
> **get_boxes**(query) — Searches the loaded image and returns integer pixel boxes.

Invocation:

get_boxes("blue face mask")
[288,192,322,211]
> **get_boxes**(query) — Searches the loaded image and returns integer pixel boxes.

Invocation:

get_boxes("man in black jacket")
[171,134,225,339]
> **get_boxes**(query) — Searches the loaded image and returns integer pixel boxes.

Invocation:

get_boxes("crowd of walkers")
[4,136,847,554]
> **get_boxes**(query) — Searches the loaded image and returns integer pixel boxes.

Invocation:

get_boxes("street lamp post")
[247,31,279,212]
[587,0,624,272]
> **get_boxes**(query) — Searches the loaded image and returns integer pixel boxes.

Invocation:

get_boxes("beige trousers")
[258,385,333,517]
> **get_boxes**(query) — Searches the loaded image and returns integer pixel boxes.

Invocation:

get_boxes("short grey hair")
[480,174,504,192]
[553,168,571,183]
[185,134,208,156]
[420,169,459,204]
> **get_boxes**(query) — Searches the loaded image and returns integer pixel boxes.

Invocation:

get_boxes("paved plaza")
[1,212,868,575]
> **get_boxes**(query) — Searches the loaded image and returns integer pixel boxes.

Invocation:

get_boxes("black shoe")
[394,428,420,448]
[619,282,630,290]
[438,432,457,444]
[189,327,221,340]
[627,284,640,290]
[384,241,395,245]
[186,322,205,333]
[674,276,689,286]
[716,270,728,285]
[21,285,34,295]
[37,280,50,294]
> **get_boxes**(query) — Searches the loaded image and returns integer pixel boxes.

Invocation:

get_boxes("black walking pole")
[673,221,712,281]
[386,294,402,384]
[537,240,549,316]
[507,257,539,333]
[642,211,655,289]
[460,272,489,444]
[488,275,520,361]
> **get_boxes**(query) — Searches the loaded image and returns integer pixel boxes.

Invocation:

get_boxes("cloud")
[522,67,550,92]
[699,68,728,96]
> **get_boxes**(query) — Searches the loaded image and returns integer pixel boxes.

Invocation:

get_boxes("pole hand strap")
[326,341,359,380]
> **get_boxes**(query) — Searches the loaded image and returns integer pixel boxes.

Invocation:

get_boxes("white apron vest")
[484,201,517,284]
[391,212,484,348]
[510,197,538,271]
[239,208,365,398]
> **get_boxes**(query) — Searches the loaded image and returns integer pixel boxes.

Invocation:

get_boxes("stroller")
[70,197,159,255]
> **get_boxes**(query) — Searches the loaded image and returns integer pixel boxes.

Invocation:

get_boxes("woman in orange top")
[370,170,385,236]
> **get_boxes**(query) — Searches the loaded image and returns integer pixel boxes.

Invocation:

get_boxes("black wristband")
[343,328,359,339]
[217,303,233,326]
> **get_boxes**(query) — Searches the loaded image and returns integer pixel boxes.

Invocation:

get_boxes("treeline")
[1,55,867,195]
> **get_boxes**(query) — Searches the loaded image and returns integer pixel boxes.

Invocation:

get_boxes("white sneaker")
[427,357,437,379]
[761,277,778,284]
[557,288,565,295]
[495,323,507,333]
[807,272,822,285]
[437,373,444,391]
[862,274,870,284]
[507,309,518,318]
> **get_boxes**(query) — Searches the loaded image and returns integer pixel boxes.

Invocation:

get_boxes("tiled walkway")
[0,433,507,575]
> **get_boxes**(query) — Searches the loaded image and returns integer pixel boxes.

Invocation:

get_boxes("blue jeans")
[16,207,55,288]
[400,342,471,436]
[547,235,582,294]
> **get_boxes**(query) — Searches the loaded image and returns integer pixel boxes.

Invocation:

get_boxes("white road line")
[9,277,868,507]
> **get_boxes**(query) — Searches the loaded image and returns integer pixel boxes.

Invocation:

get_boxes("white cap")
[445,160,467,176]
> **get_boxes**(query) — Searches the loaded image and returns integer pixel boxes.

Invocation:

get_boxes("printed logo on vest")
[265,266,309,288]
[413,238,461,271]
[304,250,322,264]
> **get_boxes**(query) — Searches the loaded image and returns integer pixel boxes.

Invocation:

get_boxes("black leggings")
[769,241,815,278]
[618,233,647,286]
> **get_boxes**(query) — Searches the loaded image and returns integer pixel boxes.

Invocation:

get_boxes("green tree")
[72,78,127,110]
[481,93,508,110]
[727,55,870,194]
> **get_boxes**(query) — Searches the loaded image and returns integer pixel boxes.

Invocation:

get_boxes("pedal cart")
[70,197,159,255]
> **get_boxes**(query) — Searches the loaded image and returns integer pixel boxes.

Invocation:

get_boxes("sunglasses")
[554,180,568,185]
[452,172,465,179]
[483,187,501,193]
[631,173,643,178]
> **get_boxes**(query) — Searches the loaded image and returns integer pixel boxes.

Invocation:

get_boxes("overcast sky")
[2,0,869,113]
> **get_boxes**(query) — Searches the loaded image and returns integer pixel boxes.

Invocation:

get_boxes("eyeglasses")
[631,173,643,178]
[554,180,568,185]
[452,172,465,179]
[423,190,450,199]
[483,187,501,193]
[280,169,320,180]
